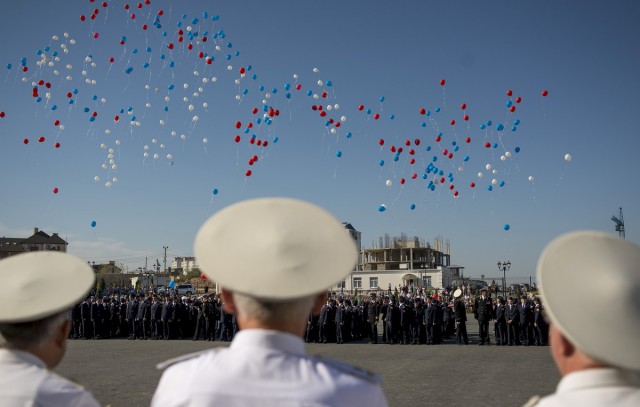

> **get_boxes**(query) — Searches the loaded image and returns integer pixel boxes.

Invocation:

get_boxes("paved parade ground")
[57,322,559,406]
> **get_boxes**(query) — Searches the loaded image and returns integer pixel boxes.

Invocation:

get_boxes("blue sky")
[1,0,638,281]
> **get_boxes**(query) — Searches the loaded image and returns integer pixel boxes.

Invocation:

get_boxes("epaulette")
[156,349,219,370]
[313,355,382,384]
[522,395,540,407]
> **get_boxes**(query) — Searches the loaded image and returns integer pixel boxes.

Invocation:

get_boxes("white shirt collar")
[230,329,306,356]
[557,368,640,393]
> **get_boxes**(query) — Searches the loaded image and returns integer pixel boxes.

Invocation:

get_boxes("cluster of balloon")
[365,80,561,231]
[0,1,564,233]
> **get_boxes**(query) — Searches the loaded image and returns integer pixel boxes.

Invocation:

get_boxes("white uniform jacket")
[152,329,389,407]
[533,368,640,407]
[0,348,100,407]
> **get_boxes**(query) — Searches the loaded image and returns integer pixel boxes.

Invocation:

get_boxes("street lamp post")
[497,261,511,299]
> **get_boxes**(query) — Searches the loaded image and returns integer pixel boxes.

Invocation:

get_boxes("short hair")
[232,292,316,324]
[0,311,69,350]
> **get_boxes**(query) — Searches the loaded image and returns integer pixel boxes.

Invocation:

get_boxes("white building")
[336,232,459,292]
[171,256,200,275]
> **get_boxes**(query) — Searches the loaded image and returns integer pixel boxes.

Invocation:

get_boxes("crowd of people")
[68,288,548,347]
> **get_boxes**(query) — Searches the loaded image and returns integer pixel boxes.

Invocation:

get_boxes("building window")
[369,277,378,289]
[353,277,362,289]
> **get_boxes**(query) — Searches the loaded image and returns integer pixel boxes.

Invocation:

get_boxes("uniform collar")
[557,368,640,393]
[0,348,46,369]
[230,329,306,356]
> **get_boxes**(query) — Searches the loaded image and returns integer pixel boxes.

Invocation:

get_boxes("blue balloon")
[503,224,510,231]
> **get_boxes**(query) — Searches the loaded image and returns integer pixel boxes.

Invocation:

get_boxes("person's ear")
[221,289,236,313]
[56,320,72,348]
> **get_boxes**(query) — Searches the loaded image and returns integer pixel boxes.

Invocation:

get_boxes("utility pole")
[163,246,168,277]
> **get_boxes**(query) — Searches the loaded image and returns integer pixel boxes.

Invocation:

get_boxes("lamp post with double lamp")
[497,261,511,299]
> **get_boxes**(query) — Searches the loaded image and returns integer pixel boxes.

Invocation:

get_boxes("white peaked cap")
[537,231,640,371]
[194,197,357,301]
[0,252,95,323]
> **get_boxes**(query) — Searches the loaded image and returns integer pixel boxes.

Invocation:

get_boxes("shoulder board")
[313,355,382,384]
[156,349,219,370]
[522,395,540,407]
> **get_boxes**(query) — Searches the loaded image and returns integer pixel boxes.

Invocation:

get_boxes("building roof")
[22,230,67,245]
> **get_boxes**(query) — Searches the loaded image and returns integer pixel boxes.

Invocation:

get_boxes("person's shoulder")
[156,348,222,370]
[312,355,382,385]
[38,371,100,407]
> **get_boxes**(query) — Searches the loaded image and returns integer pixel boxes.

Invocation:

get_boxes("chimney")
[34,227,39,234]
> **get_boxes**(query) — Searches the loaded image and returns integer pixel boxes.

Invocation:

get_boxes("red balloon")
[53,187,59,194]
[541,90,549,97]
[460,103,467,110]
[515,96,522,103]
[439,79,446,86]
[506,89,513,96]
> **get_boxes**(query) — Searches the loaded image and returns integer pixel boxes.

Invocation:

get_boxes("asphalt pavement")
[56,320,559,406]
